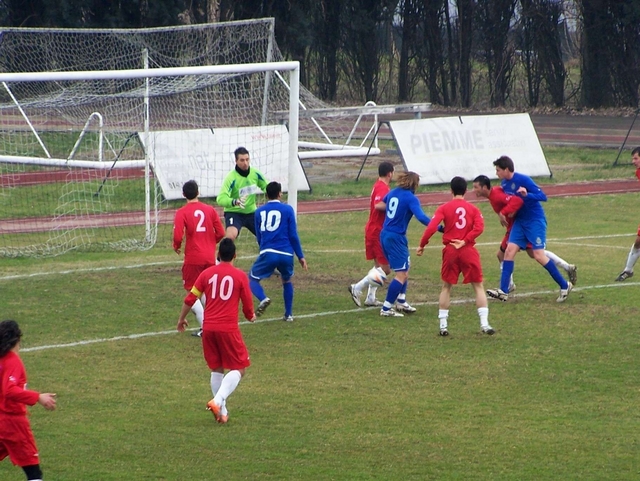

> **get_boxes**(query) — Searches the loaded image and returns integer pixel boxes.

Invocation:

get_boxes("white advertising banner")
[389,113,550,185]
[141,125,309,200]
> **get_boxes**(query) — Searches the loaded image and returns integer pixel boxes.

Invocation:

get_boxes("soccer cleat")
[615,270,633,282]
[206,399,222,422]
[348,285,362,307]
[482,327,496,335]
[567,264,578,285]
[283,315,294,322]
[395,302,417,314]
[364,299,383,307]
[439,328,449,336]
[217,414,229,424]
[508,283,516,293]
[256,297,271,317]
[486,288,508,302]
[556,281,573,303]
[380,308,404,317]
[191,328,203,337]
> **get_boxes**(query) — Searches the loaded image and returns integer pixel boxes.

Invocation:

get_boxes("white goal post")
[0,61,301,257]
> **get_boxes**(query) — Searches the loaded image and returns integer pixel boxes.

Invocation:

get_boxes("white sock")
[210,372,223,397]
[366,285,378,302]
[213,370,242,406]
[438,309,449,329]
[191,299,204,327]
[545,250,568,271]
[478,307,489,329]
[625,246,640,272]
[354,275,369,293]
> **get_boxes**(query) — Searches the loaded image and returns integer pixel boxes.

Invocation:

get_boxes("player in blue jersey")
[486,155,573,303]
[249,182,308,322]
[377,171,432,317]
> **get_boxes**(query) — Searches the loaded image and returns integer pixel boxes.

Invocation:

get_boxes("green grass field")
[1,186,640,479]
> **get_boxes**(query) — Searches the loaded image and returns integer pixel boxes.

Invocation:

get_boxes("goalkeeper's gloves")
[233,196,247,208]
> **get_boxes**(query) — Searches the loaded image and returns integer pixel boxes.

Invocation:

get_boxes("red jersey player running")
[417,177,495,336]
[173,180,226,337]
[472,175,577,291]
[615,146,640,281]
[177,238,256,424]
[0,320,57,481]
[349,161,395,308]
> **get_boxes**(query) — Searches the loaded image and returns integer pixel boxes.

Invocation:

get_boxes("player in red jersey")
[173,180,226,337]
[417,177,494,336]
[0,320,57,481]
[472,175,578,291]
[349,161,395,308]
[615,146,640,281]
[177,238,256,424]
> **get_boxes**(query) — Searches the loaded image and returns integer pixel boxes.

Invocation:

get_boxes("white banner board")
[389,113,550,185]
[141,125,309,200]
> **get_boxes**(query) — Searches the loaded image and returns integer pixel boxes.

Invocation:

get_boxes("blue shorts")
[509,218,547,250]
[224,212,256,236]
[250,251,294,281]
[380,230,411,272]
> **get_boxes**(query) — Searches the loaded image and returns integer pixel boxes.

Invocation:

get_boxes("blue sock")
[543,260,569,289]
[397,280,408,303]
[283,281,294,316]
[384,279,403,308]
[250,279,266,301]
[500,261,514,292]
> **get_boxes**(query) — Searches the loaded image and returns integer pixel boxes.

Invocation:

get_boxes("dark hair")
[473,174,491,189]
[234,146,249,160]
[378,161,394,177]
[632,147,640,156]
[218,238,236,262]
[182,180,198,200]
[493,155,515,172]
[266,181,282,200]
[451,176,468,196]
[0,320,22,357]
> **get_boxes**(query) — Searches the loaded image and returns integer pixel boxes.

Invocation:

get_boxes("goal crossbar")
[0,61,302,214]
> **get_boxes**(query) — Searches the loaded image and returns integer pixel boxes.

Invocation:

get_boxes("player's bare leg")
[438,282,452,336]
[472,282,494,335]
[616,235,640,281]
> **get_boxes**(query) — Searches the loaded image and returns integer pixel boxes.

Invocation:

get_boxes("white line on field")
[21,281,640,354]
[2,232,636,282]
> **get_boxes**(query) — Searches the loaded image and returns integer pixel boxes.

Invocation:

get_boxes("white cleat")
[348,285,362,308]
[556,281,573,303]
[395,302,417,314]
[380,308,404,317]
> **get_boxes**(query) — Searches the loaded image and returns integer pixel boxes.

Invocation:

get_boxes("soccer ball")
[367,267,387,287]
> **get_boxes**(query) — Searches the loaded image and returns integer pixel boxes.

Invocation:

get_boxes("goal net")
[0,20,303,258]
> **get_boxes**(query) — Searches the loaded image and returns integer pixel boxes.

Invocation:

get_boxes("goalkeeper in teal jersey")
[217,147,269,240]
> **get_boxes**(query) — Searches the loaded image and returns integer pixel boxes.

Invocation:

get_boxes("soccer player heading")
[378,171,433,317]
[249,181,308,322]
[472,175,578,291]
[615,146,640,281]
[217,146,269,241]
[349,161,395,308]
[0,320,57,481]
[417,176,494,336]
[177,238,256,425]
[485,155,573,303]
[173,180,226,337]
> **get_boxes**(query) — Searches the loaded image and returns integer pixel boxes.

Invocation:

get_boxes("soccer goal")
[0,21,304,258]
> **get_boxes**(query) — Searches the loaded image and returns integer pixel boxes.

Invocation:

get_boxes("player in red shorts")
[0,320,57,481]
[417,176,494,336]
[177,238,256,424]
[349,161,395,308]
[615,146,640,281]
[472,175,578,292]
[173,180,226,337]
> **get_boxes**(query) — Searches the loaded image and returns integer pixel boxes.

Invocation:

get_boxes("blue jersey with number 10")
[254,200,304,259]
[382,187,432,235]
